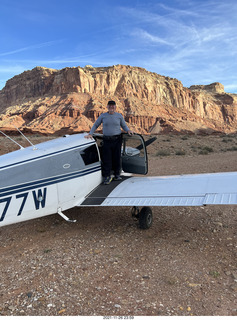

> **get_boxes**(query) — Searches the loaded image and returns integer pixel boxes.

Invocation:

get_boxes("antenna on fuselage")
[13,126,38,150]
[0,130,24,150]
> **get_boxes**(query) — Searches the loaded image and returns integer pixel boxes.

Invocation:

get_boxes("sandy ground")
[0,133,236,316]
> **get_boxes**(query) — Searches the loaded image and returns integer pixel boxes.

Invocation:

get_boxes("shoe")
[114,175,122,181]
[103,176,113,185]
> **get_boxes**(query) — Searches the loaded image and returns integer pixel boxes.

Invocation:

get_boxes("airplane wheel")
[139,206,153,229]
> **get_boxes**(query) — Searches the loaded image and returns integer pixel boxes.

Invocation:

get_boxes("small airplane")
[0,131,236,229]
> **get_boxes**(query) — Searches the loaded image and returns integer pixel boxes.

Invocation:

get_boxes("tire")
[139,207,153,229]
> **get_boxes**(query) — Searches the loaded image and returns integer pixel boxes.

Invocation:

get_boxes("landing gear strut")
[131,206,153,229]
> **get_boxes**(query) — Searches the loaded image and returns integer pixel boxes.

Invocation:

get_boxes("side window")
[80,144,99,165]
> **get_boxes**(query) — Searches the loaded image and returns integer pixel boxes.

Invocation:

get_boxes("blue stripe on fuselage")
[0,165,101,198]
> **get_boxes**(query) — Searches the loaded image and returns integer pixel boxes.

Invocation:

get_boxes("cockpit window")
[80,144,99,165]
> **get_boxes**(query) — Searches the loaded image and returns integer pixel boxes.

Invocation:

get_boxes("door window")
[121,134,148,175]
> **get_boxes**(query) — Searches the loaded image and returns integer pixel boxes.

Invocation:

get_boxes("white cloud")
[0,65,25,74]
[0,40,63,57]
[117,1,237,92]
[131,29,173,46]
[224,84,237,93]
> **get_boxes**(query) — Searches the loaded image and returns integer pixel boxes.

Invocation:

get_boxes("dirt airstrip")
[0,133,236,316]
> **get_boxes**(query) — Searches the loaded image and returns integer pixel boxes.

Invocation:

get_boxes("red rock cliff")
[0,65,236,134]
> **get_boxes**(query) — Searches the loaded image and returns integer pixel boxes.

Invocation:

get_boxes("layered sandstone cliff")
[0,65,236,134]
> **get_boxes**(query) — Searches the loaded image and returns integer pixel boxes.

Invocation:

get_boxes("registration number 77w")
[0,188,47,222]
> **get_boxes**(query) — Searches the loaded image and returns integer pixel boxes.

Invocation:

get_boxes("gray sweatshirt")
[89,112,130,136]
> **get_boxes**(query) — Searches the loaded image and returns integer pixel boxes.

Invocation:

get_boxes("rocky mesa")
[0,64,236,135]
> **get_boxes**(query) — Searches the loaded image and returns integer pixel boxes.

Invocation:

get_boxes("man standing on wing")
[85,100,133,185]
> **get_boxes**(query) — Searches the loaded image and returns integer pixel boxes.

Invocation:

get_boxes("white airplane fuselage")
[0,134,102,227]
[1,132,236,230]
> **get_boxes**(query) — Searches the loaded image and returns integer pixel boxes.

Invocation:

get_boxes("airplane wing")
[80,172,237,207]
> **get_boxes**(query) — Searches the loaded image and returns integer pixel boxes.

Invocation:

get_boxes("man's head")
[107,100,116,114]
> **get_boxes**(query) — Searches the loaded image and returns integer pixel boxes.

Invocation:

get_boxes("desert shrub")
[226,146,237,151]
[198,146,214,154]
[199,149,209,155]
[156,149,171,157]
[175,149,186,155]
[222,138,233,143]
[209,270,220,278]
[181,135,189,140]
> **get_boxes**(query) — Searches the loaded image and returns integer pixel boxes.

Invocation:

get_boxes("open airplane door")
[121,133,148,175]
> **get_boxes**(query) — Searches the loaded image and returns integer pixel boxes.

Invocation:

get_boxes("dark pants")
[102,136,122,177]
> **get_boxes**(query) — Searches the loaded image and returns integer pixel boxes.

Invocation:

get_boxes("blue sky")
[1,0,237,93]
